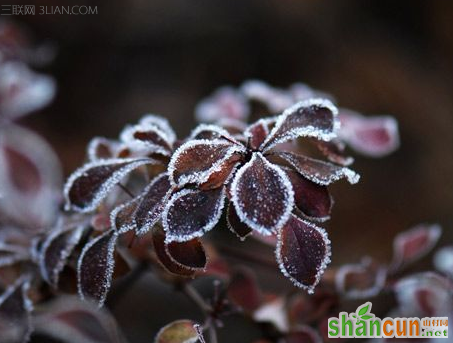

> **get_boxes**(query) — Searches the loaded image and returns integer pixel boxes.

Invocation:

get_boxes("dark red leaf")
[64,157,158,213]
[110,196,142,233]
[120,122,173,156]
[231,153,294,235]
[262,99,338,151]
[335,257,387,299]
[227,267,262,312]
[87,137,118,161]
[189,124,234,141]
[275,151,359,186]
[284,168,332,221]
[0,278,33,343]
[134,173,172,235]
[163,188,225,243]
[40,225,85,287]
[168,139,243,187]
[152,227,196,277]
[226,203,252,240]
[311,139,354,166]
[167,238,207,271]
[77,231,118,306]
[276,214,331,293]
[244,119,271,150]
[390,223,442,271]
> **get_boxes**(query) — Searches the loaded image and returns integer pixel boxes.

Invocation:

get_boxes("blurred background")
[12,0,453,341]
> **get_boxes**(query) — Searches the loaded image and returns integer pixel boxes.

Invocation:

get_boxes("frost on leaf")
[139,114,177,144]
[226,203,252,240]
[152,226,197,277]
[390,223,442,271]
[335,257,387,299]
[77,230,118,306]
[64,157,158,213]
[33,296,124,343]
[195,86,249,123]
[110,195,142,233]
[87,137,118,161]
[312,139,354,166]
[0,125,61,229]
[244,119,271,150]
[283,168,332,221]
[338,109,400,157]
[262,99,339,151]
[394,272,453,317]
[166,236,207,271]
[276,214,331,293]
[155,319,200,343]
[168,139,243,187]
[231,153,294,235]
[0,277,33,343]
[120,122,173,156]
[0,62,55,120]
[276,151,359,186]
[40,224,85,287]
[134,173,172,235]
[163,188,225,243]
[189,123,233,141]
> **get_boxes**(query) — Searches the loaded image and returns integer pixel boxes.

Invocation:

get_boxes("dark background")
[14,0,453,341]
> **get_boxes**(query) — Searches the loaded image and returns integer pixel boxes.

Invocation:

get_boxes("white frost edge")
[390,223,442,271]
[168,139,245,187]
[39,224,85,286]
[87,137,117,161]
[110,195,143,234]
[261,98,340,152]
[119,123,173,156]
[275,214,332,294]
[230,152,295,235]
[226,203,253,242]
[189,123,233,141]
[162,187,226,244]
[64,157,158,213]
[279,152,360,186]
[139,114,177,144]
[243,118,273,142]
[164,240,208,272]
[77,230,118,307]
[335,257,388,299]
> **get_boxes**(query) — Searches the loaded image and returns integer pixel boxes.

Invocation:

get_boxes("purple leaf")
[226,203,252,240]
[390,223,442,271]
[110,196,143,233]
[0,277,33,343]
[87,137,119,161]
[227,267,262,312]
[40,223,85,287]
[275,151,359,185]
[262,99,339,151]
[338,109,400,157]
[138,114,177,144]
[134,173,172,235]
[168,139,243,187]
[120,121,174,156]
[64,157,158,213]
[231,153,294,235]
[162,188,225,243]
[276,214,331,293]
[33,296,125,343]
[189,123,234,141]
[77,230,118,306]
[244,118,272,150]
[166,237,207,271]
[335,257,387,299]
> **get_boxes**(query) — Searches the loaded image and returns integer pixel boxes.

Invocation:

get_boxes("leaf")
[390,223,442,271]
[311,138,354,166]
[338,109,400,157]
[77,230,118,306]
[152,227,196,277]
[139,114,177,144]
[227,267,262,312]
[226,203,253,240]
[358,303,370,316]
[110,195,143,233]
[0,277,33,343]
[33,296,125,343]
[0,124,61,228]
[283,167,332,221]
[120,122,173,156]
[195,86,249,123]
[275,151,359,185]
[40,223,85,287]
[64,157,158,213]
[244,118,272,150]
[261,98,339,151]
[162,188,226,243]
[168,139,243,187]
[166,238,207,271]
[189,124,233,141]
[133,173,172,235]
[231,153,294,235]
[276,214,331,293]
[241,80,293,113]
[0,62,55,120]
[155,319,199,343]
[87,137,118,161]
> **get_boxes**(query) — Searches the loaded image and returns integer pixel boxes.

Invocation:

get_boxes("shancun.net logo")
[328,302,448,339]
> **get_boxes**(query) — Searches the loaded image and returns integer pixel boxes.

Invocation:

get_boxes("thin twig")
[208,322,218,343]
[181,282,212,313]
[117,183,135,198]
